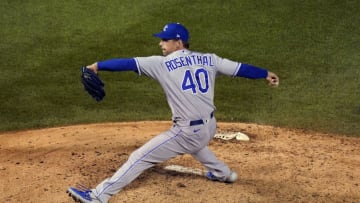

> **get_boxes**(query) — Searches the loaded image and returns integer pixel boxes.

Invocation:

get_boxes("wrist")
[86,63,99,73]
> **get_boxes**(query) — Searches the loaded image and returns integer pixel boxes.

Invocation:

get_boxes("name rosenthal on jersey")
[164,54,214,72]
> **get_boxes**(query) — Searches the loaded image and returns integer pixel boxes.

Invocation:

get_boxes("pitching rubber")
[214,132,250,141]
[164,165,205,175]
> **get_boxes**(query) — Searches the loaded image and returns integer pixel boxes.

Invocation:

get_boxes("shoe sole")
[207,171,238,183]
[66,189,88,203]
[225,171,238,183]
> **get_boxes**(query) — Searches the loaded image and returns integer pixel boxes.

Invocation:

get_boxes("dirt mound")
[0,121,359,203]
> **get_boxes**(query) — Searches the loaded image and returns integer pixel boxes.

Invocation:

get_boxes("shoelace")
[74,183,92,200]
[75,183,91,191]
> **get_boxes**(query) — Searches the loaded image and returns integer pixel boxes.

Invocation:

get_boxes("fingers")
[270,77,279,87]
[267,72,279,87]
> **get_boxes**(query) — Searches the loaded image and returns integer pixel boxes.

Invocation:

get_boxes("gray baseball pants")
[92,116,231,202]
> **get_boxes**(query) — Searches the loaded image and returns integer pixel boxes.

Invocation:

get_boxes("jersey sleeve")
[211,54,241,77]
[134,56,164,80]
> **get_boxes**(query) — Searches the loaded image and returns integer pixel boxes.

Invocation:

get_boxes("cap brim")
[153,32,176,40]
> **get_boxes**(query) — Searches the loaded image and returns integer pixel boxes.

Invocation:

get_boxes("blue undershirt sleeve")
[97,58,138,72]
[236,63,268,79]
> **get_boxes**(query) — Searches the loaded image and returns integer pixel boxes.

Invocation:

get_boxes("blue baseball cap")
[154,23,189,42]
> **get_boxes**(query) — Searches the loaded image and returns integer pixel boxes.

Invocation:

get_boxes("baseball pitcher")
[68,22,279,203]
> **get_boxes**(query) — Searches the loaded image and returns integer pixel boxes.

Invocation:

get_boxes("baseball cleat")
[67,187,101,203]
[206,171,238,183]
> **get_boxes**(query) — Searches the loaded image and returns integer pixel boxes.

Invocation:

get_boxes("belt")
[189,112,214,126]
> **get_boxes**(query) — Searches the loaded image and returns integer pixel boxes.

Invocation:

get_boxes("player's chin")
[162,49,169,56]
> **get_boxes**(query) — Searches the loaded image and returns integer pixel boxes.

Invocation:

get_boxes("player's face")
[159,39,183,56]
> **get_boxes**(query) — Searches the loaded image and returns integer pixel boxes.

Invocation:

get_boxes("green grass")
[0,0,359,136]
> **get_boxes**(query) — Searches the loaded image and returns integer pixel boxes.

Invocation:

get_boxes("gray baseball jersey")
[135,49,239,121]
[92,49,240,202]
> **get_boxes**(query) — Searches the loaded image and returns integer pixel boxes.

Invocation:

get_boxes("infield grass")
[0,0,359,136]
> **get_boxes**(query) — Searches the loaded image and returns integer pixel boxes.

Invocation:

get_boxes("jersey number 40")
[181,68,209,94]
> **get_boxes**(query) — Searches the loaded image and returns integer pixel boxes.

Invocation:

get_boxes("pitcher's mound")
[0,121,359,202]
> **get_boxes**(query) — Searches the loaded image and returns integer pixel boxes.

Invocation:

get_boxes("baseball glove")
[80,66,105,102]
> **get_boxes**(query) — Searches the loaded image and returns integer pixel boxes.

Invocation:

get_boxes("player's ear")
[177,40,185,48]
